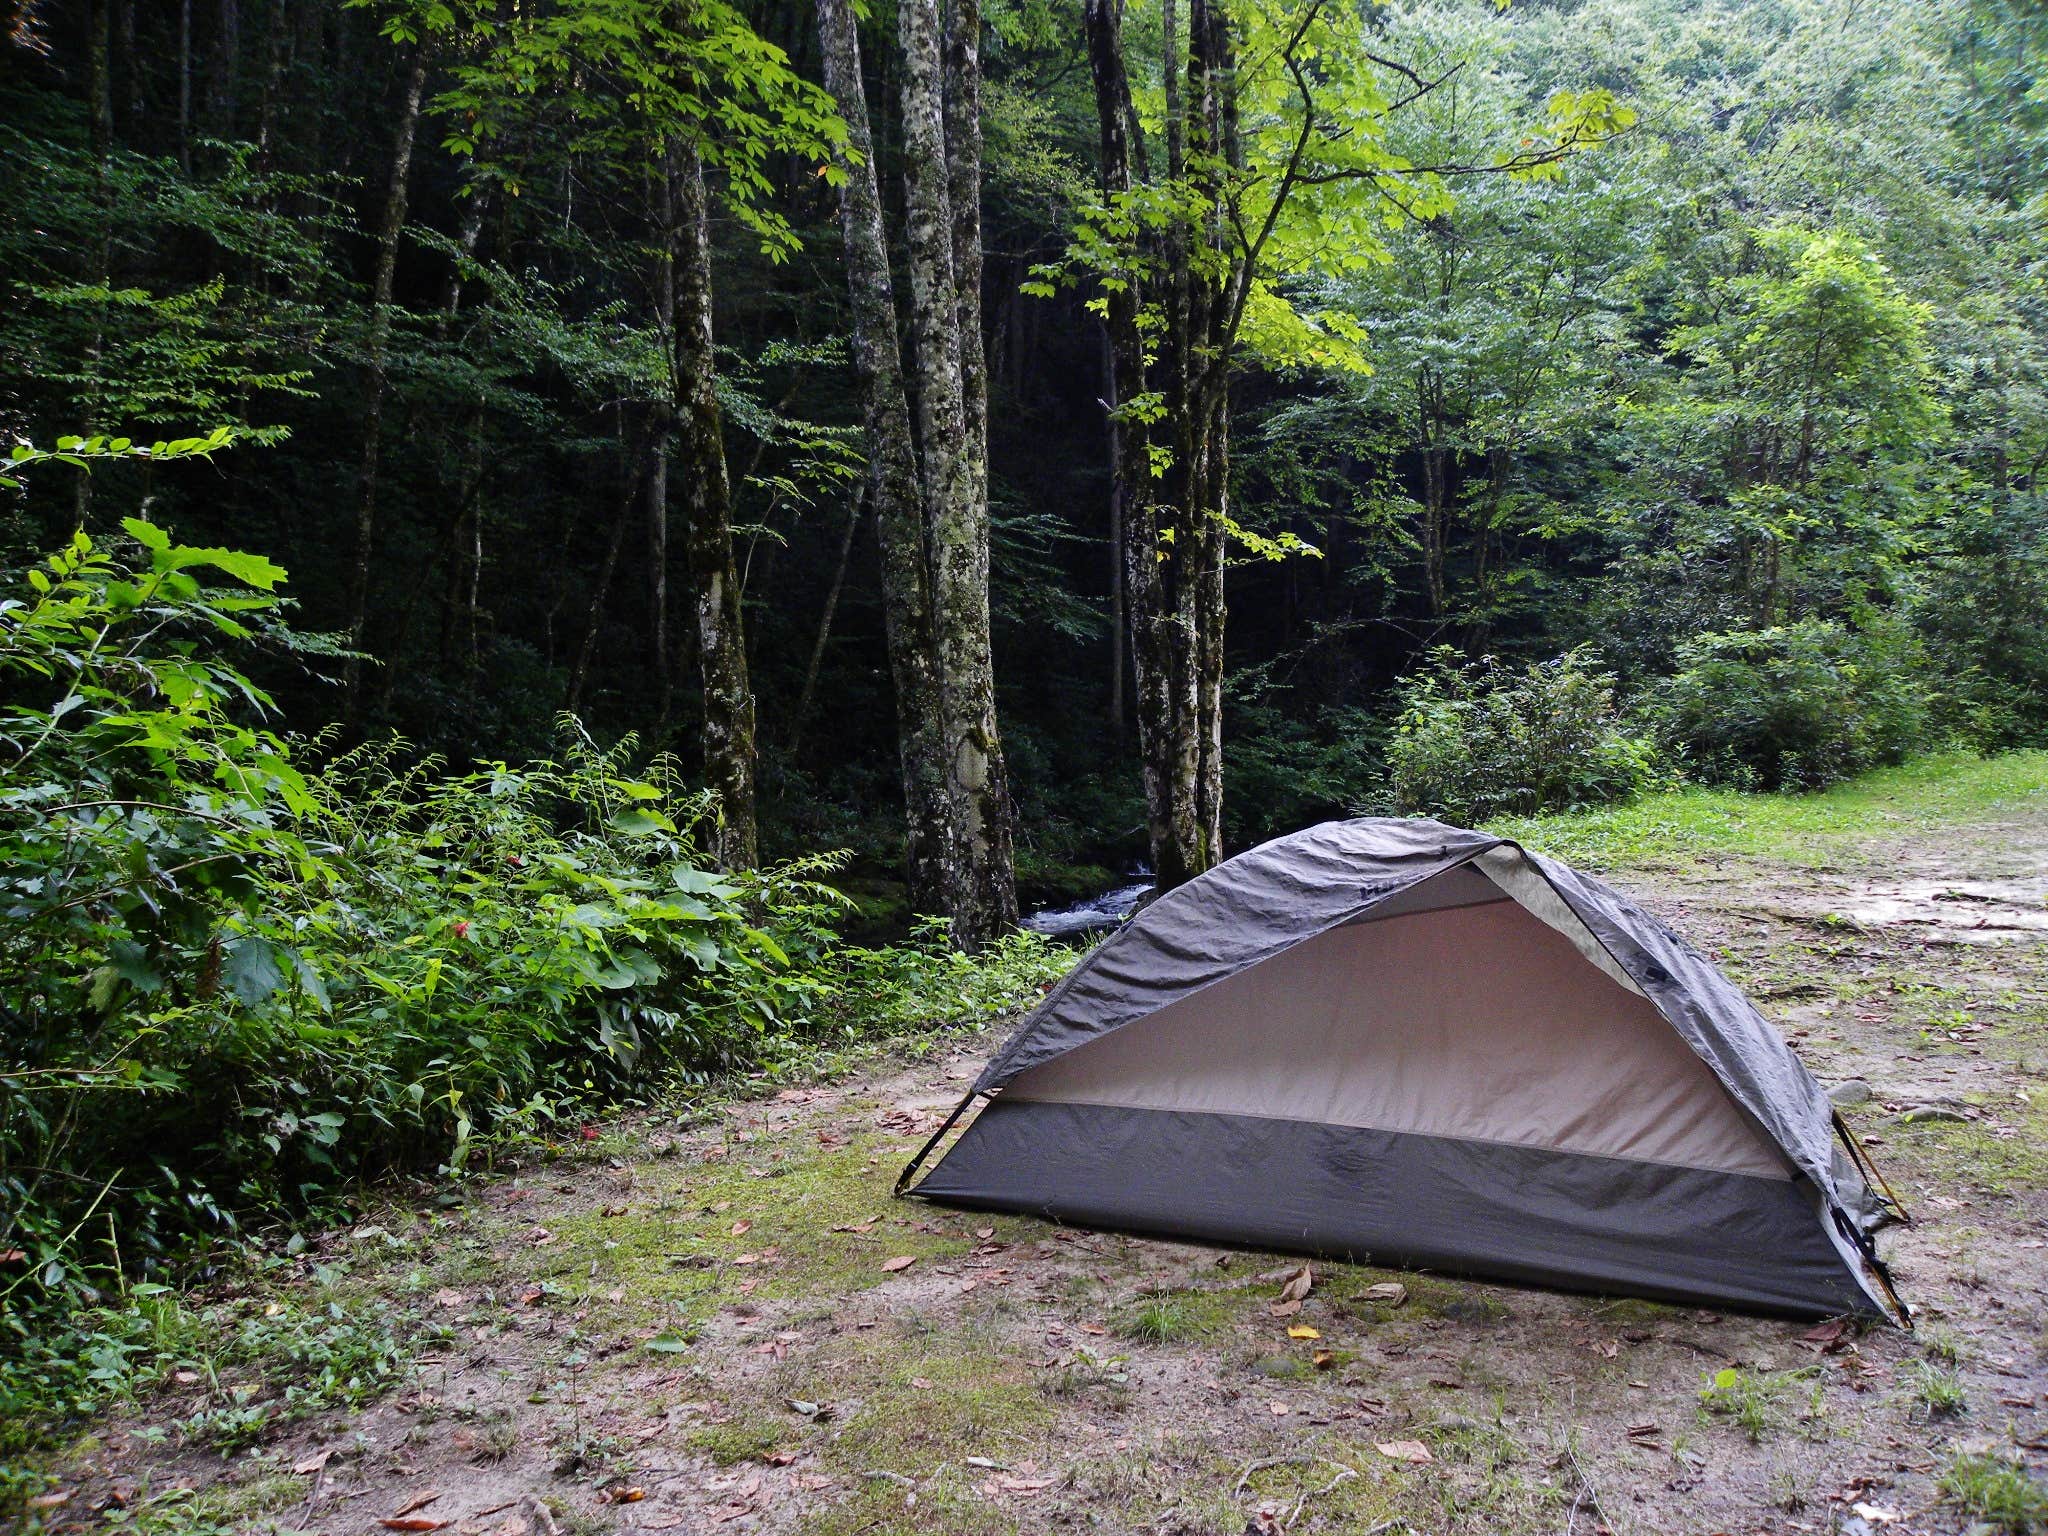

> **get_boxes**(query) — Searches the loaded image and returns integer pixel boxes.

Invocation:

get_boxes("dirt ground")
[30,787,2048,1536]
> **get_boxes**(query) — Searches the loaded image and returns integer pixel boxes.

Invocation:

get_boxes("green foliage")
[1386,647,1658,823]
[0,477,865,1321]
[1654,621,1931,791]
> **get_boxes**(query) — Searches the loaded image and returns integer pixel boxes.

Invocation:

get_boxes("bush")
[1654,619,1930,791]
[0,507,856,1290]
[1384,647,1659,824]
[0,459,1062,1332]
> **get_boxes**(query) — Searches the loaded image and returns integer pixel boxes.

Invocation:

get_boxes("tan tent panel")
[900,819,1908,1322]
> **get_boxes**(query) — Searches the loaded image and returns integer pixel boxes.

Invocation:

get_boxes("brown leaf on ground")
[1376,1439,1434,1464]
[1275,1264,1314,1304]
[376,1520,448,1532]
[880,1255,917,1272]
[730,1219,752,1237]
[1360,1282,1406,1305]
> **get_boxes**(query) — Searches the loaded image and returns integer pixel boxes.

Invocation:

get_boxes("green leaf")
[223,934,287,1006]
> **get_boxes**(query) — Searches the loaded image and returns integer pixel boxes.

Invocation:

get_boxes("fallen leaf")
[975,1226,995,1240]
[1852,1504,1900,1525]
[880,1255,917,1272]
[731,1219,752,1237]
[1312,1350,1335,1371]
[606,1487,646,1504]
[910,1377,934,1390]
[377,1521,449,1532]
[1275,1264,1314,1304]
[766,1450,797,1467]
[1361,1282,1407,1305]
[293,1449,333,1476]
[1287,1325,1320,1340]
[1375,1440,1433,1464]
[1268,1299,1303,1318]
[994,1476,1056,1494]
[392,1492,441,1517]
[26,1490,72,1509]
[1268,1401,1291,1416]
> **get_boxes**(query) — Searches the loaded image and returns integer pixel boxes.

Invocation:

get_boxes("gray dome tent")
[899,818,1909,1322]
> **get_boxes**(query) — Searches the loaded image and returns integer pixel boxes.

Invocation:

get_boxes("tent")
[898,818,1909,1322]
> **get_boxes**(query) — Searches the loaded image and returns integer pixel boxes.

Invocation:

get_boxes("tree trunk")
[672,144,758,870]
[343,44,428,717]
[815,0,958,919]
[1084,0,1239,890]
[899,0,1016,945]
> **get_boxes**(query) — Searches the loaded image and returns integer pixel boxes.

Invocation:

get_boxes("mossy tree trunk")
[817,0,1018,945]
[899,0,1017,945]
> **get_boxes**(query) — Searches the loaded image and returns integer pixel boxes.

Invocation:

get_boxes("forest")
[4,0,2048,1524]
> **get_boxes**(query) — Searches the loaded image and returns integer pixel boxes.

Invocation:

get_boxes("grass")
[1113,1286,1237,1343]
[1940,1452,2048,1532]
[1698,1366,1816,1443]
[1488,749,2048,868]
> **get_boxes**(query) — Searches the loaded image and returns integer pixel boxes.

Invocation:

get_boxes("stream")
[1020,875,1155,937]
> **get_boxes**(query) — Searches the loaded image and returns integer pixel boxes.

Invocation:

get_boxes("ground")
[23,755,2048,1536]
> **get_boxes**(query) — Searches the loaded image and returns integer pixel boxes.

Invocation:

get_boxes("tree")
[814,0,1018,946]
[1053,0,1630,886]
[431,0,846,866]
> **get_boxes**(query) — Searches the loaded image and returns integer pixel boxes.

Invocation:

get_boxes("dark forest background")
[4,0,2047,900]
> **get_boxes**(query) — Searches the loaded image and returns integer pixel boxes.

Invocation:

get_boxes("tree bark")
[815,0,958,920]
[672,144,758,870]
[899,0,1016,944]
[343,44,428,717]
[1084,0,1237,889]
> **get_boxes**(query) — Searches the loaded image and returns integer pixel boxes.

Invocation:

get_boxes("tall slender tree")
[815,0,1017,946]
[1062,0,1629,887]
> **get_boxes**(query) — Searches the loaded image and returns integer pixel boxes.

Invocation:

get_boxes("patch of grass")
[1698,1365,1814,1443]
[1489,750,2048,869]
[1940,1451,2048,1533]
[1909,1359,1968,1417]
[1112,1287,1235,1343]
[1875,1096,2048,1196]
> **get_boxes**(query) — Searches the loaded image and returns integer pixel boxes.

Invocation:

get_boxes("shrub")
[1654,619,1930,791]
[1384,647,1658,824]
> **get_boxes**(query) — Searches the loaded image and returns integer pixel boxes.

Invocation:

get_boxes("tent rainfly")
[898,818,1909,1322]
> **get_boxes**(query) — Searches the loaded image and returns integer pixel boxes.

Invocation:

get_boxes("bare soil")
[33,798,2048,1536]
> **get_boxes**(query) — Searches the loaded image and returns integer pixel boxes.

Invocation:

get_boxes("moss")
[829,1343,1053,1475]
[515,1129,976,1331]
[689,1414,796,1466]
[797,1475,1020,1536]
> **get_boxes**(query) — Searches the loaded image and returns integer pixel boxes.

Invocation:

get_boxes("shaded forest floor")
[26,756,2048,1536]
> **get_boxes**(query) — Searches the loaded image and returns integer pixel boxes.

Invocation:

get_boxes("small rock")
[1828,1079,1874,1106]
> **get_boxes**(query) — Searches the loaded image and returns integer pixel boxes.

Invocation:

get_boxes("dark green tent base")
[914,1098,1877,1319]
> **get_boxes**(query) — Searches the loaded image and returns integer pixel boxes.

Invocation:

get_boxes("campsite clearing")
[26,756,2048,1535]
